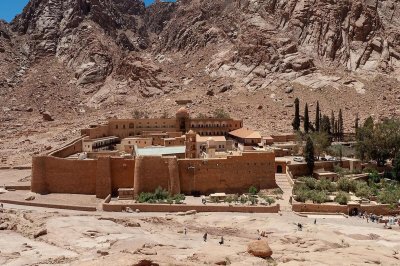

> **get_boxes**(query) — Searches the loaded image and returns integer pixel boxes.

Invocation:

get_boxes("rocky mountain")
[1,0,400,165]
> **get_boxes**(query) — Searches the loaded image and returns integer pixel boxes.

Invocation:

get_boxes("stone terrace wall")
[49,137,83,158]
[103,202,280,213]
[178,152,276,195]
[292,202,400,216]
[288,160,350,177]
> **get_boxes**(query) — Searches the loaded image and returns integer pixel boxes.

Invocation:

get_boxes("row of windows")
[191,124,240,128]
[199,132,228,136]
[115,125,175,129]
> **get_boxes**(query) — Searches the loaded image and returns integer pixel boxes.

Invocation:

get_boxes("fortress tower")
[176,107,190,134]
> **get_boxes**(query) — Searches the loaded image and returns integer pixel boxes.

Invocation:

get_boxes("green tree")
[315,101,320,132]
[304,136,315,174]
[338,109,344,141]
[213,108,230,119]
[310,132,331,159]
[357,119,400,166]
[304,103,310,133]
[330,110,335,138]
[355,113,359,133]
[393,151,400,181]
[249,186,258,195]
[292,98,300,131]
[335,191,350,205]
[320,115,331,135]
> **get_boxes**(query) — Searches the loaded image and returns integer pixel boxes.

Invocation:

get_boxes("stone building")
[31,108,276,199]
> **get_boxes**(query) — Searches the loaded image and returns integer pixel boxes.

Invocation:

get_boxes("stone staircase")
[275,174,293,212]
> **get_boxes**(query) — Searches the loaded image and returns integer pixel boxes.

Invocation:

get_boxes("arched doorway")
[277,165,283,173]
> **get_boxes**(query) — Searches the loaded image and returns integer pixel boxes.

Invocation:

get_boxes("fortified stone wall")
[31,156,97,194]
[110,157,135,194]
[133,156,172,197]
[32,151,276,198]
[49,138,83,158]
[178,152,276,195]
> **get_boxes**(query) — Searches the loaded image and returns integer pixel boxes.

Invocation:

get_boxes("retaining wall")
[292,202,400,216]
[103,202,280,213]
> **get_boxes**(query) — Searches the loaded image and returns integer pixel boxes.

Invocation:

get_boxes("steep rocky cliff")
[1,0,399,140]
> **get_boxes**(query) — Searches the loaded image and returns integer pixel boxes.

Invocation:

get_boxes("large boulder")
[247,240,273,258]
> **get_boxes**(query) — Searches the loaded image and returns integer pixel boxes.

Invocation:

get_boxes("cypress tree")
[315,101,320,132]
[338,109,344,141]
[393,151,400,182]
[330,110,335,135]
[355,113,359,133]
[305,136,315,175]
[292,98,300,131]
[321,115,331,135]
[304,103,309,133]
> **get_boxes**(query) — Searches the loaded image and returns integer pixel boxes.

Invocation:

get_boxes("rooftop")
[135,146,186,156]
[196,135,226,142]
[229,128,261,139]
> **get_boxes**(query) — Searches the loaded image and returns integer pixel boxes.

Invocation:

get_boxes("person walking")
[184,228,187,235]
[203,233,208,242]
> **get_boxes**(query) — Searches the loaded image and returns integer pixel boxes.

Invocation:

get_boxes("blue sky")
[0,0,168,22]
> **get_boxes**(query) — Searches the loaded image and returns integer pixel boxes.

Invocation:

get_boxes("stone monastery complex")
[32,108,279,199]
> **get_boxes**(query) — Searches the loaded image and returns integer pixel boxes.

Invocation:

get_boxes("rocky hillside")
[1,0,400,165]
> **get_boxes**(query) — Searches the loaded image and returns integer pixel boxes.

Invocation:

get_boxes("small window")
[116,125,118,129]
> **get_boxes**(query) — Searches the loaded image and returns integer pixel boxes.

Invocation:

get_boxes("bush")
[173,194,185,204]
[297,176,317,190]
[309,190,328,203]
[368,170,381,183]
[249,186,258,195]
[239,195,248,204]
[316,178,336,192]
[337,177,357,193]
[355,182,372,198]
[335,191,350,205]
[154,186,169,201]
[293,184,310,203]
[377,183,400,204]
[249,195,258,205]
[138,192,155,203]
[225,196,234,203]
[263,196,276,205]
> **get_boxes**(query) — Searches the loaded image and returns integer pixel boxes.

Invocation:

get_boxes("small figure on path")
[184,228,187,235]
[297,223,302,231]
[219,236,224,245]
[0,203,3,209]
[203,233,208,242]
[314,219,317,225]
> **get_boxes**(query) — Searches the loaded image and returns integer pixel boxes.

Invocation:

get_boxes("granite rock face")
[0,0,399,122]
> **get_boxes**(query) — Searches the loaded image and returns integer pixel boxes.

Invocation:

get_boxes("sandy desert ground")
[1,203,400,266]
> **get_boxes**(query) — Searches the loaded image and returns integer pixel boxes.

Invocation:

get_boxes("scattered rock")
[0,222,9,230]
[34,228,47,238]
[26,107,33,112]
[135,209,140,213]
[219,84,233,93]
[247,240,273,258]
[206,89,215,96]
[185,210,197,215]
[285,87,293,93]
[25,193,36,201]
[257,105,263,110]
[42,111,54,121]
[97,250,109,256]
[176,212,186,216]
